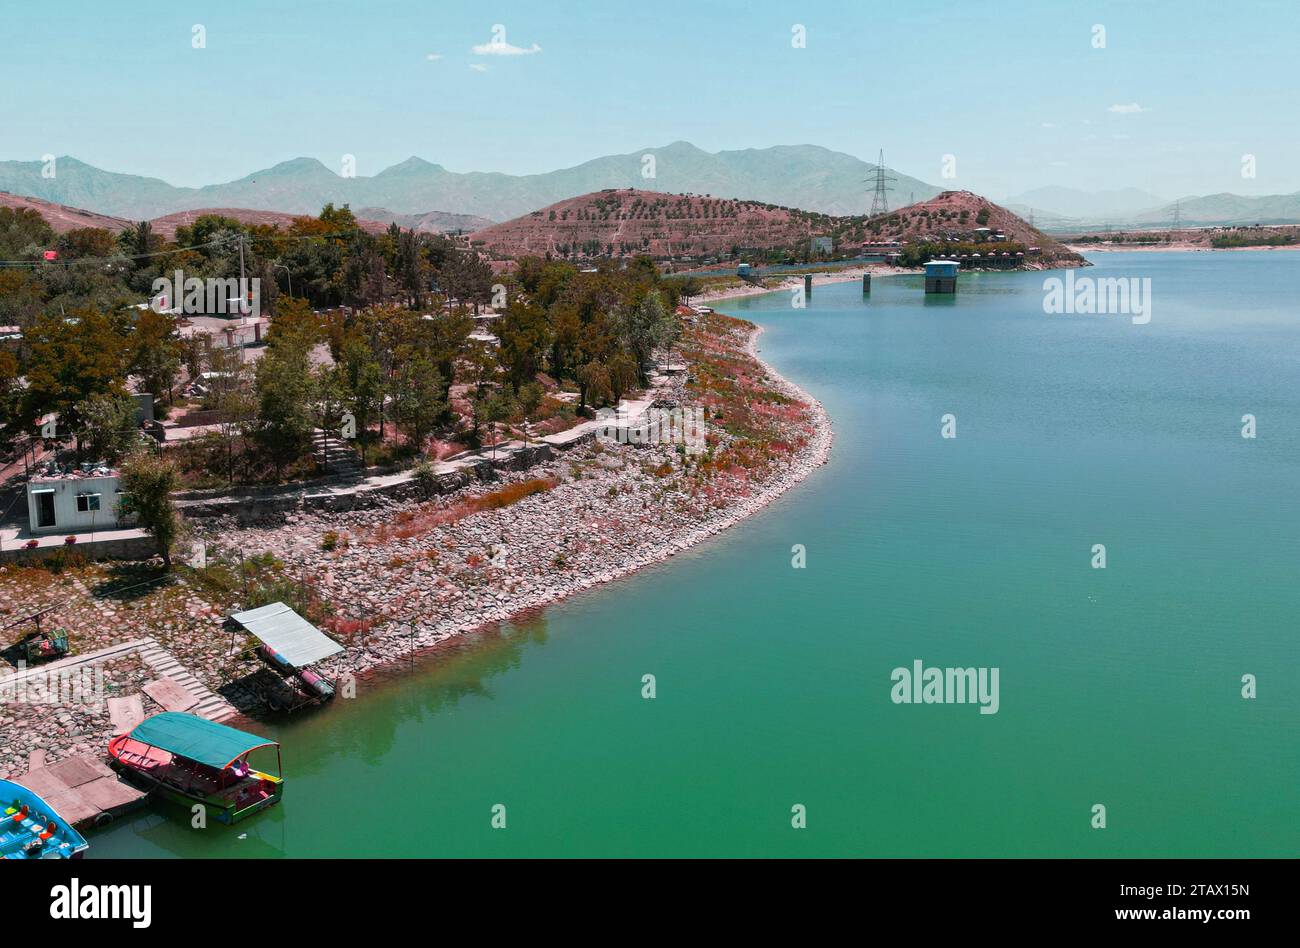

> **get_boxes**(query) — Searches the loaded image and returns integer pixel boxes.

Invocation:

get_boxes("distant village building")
[178,315,268,352]
[27,464,128,534]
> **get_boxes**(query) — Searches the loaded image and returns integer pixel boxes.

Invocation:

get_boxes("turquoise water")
[94,252,1300,857]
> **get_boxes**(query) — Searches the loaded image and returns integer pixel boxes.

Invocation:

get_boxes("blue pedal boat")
[0,779,89,859]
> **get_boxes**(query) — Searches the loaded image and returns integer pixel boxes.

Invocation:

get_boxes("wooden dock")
[14,754,147,830]
[2,636,239,829]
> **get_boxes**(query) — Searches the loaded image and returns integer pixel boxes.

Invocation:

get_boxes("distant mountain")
[1003,186,1166,222]
[355,206,494,234]
[0,143,943,222]
[0,190,132,233]
[1129,192,1300,227]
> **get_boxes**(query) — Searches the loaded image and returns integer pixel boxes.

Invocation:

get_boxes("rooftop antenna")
[869,149,896,216]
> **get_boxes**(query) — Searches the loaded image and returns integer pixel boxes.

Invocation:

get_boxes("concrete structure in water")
[924,259,959,294]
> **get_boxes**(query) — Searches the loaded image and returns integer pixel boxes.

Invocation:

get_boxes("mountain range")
[1003,186,1167,222]
[5,145,1299,232]
[0,144,941,223]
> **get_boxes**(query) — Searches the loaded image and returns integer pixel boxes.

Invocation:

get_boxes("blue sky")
[2,0,1295,199]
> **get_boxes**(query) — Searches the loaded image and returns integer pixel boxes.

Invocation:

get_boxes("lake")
[93,252,1300,857]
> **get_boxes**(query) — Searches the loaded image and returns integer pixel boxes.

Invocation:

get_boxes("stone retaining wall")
[0,534,158,564]
[176,441,563,522]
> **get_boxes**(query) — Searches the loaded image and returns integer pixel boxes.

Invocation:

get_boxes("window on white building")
[76,493,101,513]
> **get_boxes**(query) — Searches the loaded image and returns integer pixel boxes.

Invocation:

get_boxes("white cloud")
[1107,103,1149,114]
[469,63,489,72]
[472,40,542,56]
[426,53,442,61]
[1040,122,1059,129]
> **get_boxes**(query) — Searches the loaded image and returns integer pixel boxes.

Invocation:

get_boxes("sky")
[2,0,1296,200]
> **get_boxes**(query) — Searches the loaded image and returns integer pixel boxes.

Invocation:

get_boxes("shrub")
[321,530,339,551]
[412,460,438,496]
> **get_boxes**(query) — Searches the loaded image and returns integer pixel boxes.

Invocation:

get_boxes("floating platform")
[13,755,148,831]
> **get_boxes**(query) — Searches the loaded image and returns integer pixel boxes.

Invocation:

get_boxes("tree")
[391,355,446,456]
[76,392,138,462]
[516,382,544,447]
[131,308,182,404]
[206,346,255,484]
[23,309,130,445]
[0,207,55,260]
[482,389,516,460]
[577,360,610,411]
[254,328,316,478]
[612,291,678,383]
[338,336,383,462]
[498,300,551,392]
[118,451,182,568]
[313,362,350,472]
[0,350,23,451]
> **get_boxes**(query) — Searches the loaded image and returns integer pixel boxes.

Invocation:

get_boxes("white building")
[28,471,128,534]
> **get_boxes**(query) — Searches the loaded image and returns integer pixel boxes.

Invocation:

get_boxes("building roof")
[230,601,343,668]
[128,712,276,770]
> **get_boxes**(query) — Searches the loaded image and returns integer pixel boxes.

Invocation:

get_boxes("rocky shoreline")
[0,304,831,775]
[220,314,833,684]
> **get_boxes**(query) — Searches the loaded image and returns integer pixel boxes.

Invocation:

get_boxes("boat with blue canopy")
[108,712,283,824]
[0,779,89,859]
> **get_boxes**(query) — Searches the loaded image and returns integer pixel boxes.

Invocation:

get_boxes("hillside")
[0,190,132,233]
[355,206,493,233]
[861,191,1084,265]
[469,189,839,259]
[0,143,941,221]
[470,188,1085,268]
[148,207,390,239]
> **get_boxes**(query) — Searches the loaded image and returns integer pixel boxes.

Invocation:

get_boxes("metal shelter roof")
[229,601,343,669]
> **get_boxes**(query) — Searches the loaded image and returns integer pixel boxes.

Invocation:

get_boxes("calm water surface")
[94,252,1300,857]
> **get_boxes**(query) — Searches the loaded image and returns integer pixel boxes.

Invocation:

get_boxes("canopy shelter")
[229,601,342,669]
[127,712,278,772]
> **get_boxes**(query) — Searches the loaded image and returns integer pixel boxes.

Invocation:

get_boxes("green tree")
[23,309,130,444]
[482,389,516,460]
[76,392,138,461]
[391,355,446,456]
[338,336,384,462]
[118,451,183,568]
[131,308,182,405]
[498,300,552,392]
[254,328,316,478]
